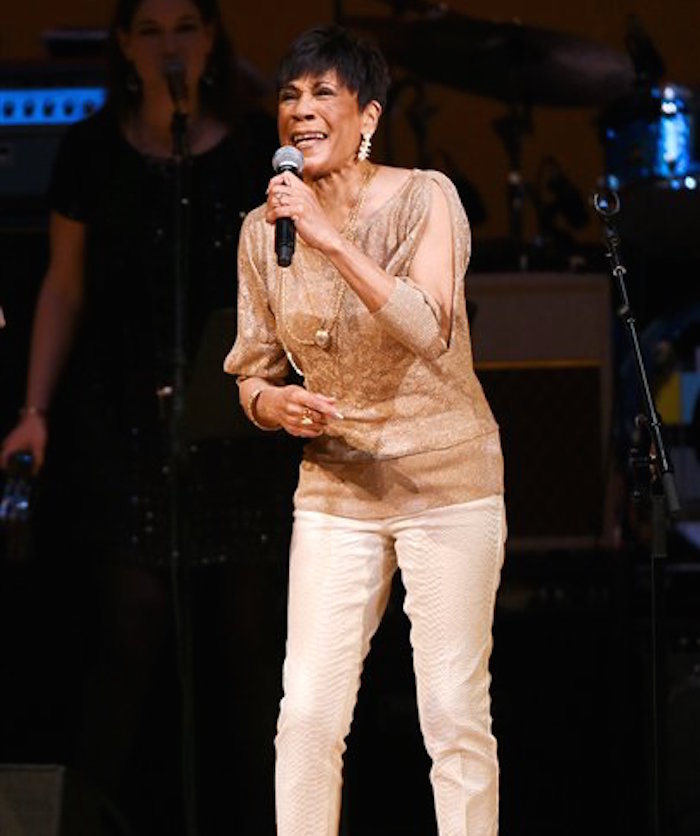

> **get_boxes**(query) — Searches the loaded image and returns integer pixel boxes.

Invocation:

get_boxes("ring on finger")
[300,408,314,427]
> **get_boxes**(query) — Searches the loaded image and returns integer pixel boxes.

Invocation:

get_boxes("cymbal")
[343,13,636,107]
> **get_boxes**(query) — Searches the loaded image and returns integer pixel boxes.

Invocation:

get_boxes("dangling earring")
[357,131,372,162]
[125,61,141,95]
[200,57,216,89]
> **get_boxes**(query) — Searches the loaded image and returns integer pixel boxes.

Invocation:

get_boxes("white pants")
[275,494,506,836]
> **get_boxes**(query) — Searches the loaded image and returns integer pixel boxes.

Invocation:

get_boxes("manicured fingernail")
[333,411,344,420]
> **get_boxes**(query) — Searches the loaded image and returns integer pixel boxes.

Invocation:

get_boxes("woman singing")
[225,23,507,836]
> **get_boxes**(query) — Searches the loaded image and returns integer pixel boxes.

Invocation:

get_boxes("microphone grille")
[272,145,304,174]
[164,57,186,77]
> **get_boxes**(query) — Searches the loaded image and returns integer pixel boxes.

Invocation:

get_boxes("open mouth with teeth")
[292,132,328,148]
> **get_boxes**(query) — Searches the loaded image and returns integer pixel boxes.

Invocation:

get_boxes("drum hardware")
[531,156,589,252]
[340,11,635,107]
[430,147,487,227]
[600,83,699,192]
[595,15,699,252]
[598,82,700,255]
[625,13,666,88]
[382,74,487,226]
[384,75,437,169]
[491,109,589,258]
[492,102,532,249]
[340,3,634,261]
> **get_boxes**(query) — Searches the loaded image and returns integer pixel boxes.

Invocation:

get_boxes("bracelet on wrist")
[19,405,46,419]
[247,387,280,432]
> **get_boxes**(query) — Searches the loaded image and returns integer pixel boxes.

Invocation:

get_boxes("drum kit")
[340,3,700,544]
[340,2,700,256]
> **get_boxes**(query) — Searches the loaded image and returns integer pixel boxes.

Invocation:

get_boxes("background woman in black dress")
[1,1,290,834]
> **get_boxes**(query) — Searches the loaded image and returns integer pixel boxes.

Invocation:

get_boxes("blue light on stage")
[0,87,106,126]
[656,86,694,180]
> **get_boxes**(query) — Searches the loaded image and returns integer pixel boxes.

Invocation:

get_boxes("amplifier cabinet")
[467,272,614,550]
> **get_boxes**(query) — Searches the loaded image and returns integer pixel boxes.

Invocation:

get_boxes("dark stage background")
[2,1,700,835]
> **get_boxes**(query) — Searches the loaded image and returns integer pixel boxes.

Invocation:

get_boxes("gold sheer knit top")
[225,168,503,518]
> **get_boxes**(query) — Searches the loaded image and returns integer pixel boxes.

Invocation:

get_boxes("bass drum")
[599,83,700,255]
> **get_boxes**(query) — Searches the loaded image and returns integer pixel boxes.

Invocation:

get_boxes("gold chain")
[340,160,376,239]
[280,162,377,351]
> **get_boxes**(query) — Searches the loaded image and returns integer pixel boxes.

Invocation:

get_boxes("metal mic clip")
[592,189,620,219]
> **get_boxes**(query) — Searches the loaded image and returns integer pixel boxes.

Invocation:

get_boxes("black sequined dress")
[47,106,299,568]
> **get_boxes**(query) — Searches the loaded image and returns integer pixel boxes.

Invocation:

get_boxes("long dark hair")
[105,0,240,126]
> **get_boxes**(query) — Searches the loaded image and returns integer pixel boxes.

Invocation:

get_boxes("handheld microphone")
[272,146,304,267]
[163,58,188,111]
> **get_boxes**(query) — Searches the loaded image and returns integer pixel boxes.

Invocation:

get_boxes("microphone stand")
[593,190,681,836]
[165,104,198,836]
[493,101,532,262]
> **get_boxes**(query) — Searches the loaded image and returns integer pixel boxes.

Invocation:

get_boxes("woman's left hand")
[265,172,340,253]
[256,383,342,438]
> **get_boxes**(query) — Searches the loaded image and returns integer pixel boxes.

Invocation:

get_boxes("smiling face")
[277,70,380,178]
[117,0,214,105]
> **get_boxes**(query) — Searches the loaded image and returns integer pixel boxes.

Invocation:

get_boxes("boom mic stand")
[164,99,198,836]
[593,190,681,836]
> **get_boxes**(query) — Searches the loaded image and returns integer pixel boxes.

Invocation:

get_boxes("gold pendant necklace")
[313,327,332,349]
[281,162,377,352]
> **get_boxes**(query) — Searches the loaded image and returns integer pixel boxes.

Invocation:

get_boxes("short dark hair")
[276,23,391,109]
[106,0,240,125]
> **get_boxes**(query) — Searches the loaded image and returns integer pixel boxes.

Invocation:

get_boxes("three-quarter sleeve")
[371,276,448,360]
[369,171,469,361]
